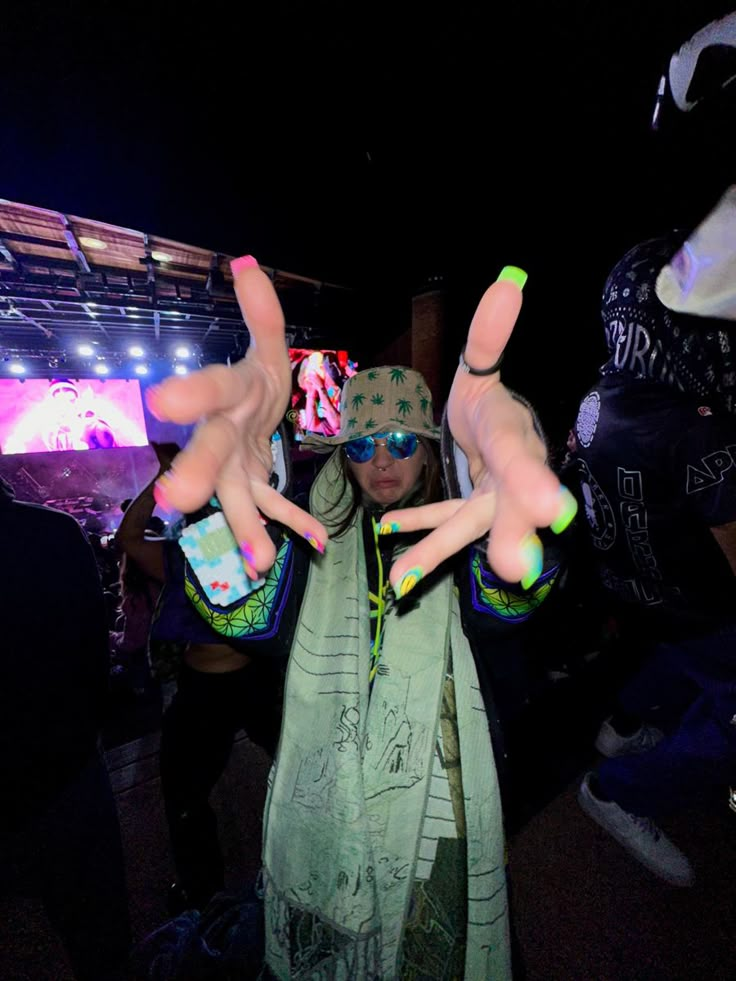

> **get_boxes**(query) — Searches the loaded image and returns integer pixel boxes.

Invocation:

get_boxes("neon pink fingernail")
[239,541,255,564]
[230,255,259,275]
[304,532,325,554]
[153,479,172,514]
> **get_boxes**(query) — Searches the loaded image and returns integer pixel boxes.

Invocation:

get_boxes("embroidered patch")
[184,535,293,639]
[469,552,557,622]
[180,511,264,607]
[576,392,600,448]
[576,460,616,550]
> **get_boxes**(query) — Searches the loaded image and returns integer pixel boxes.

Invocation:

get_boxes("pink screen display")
[0,378,149,454]
[288,348,357,441]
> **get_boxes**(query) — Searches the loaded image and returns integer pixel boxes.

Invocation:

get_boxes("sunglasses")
[344,431,419,464]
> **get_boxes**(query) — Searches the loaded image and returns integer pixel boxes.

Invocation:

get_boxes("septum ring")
[458,346,505,377]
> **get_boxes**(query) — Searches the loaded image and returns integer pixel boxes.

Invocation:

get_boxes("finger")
[485,490,541,588]
[489,451,563,530]
[216,476,275,579]
[230,257,289,365]
[147,362,252,425]
[252,483,329,555]
[154,414,240,514]
[379,499,464,535]
[389,493,497,597]
[463,267,526,373]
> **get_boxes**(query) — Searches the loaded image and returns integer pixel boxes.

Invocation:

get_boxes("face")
[52,386,78,405]
[346,433,427,507]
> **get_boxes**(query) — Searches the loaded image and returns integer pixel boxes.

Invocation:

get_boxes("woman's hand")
[383,268,577,596]
[145,257,327,575]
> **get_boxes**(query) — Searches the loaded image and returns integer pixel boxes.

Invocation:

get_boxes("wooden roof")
[0,200,352,376]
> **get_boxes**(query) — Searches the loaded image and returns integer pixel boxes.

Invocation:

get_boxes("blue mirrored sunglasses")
[344,431,419,464]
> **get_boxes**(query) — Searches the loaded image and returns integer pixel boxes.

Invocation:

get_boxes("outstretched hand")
[383,269,577,596]
[145,257,327,577]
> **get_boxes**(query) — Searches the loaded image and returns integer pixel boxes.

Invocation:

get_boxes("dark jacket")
[0,481,109,830]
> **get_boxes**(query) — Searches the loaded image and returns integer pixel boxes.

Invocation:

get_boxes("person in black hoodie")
[0,475,131,981]
[573,8,736,889]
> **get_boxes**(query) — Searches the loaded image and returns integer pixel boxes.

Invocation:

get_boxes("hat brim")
[300,422,441,453]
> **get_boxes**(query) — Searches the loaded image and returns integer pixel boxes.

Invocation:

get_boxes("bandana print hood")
[600,233,736,413]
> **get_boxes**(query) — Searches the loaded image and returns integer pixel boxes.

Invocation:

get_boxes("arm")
[116,441,181,582]
[710,521,736,577]
[312,374,341,432]
[115,480,165,583]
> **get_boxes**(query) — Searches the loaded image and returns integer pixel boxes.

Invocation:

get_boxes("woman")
[146,257,577,978]
[115,442,285,915]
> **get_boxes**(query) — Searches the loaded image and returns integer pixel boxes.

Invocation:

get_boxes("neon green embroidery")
[471,551,555,620]
[185,537,290,638]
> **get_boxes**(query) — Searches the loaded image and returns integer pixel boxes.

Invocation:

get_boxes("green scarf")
[261,451,511,979]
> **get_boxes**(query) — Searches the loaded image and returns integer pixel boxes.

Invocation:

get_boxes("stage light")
[78,343,95,356]
[174,364,188,376]
[174,346,191,359]
[134,364,149,376]
[94,362,110,375]
[79,237,107,250]
[9,362,25,375]
[129,345,145,357]
[151,250,173,263]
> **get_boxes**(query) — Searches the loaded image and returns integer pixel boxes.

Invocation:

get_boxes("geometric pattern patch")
[469,550,557,622]
[185,535,293,640]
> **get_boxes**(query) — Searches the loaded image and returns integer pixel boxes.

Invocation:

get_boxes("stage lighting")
[151,250,172,263]
[174,346,191,359]
[94,363,110,375]
[174,364,188,376]
[134,364,149,376]
[79,237,107,250]
[78,343,95,356]
[129,345,145,357]
[9,362,25,374]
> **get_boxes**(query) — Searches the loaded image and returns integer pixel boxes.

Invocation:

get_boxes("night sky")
[1,0,733,441]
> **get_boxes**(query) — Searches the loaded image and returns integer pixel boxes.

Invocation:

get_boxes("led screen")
[0,378,149,454]
[287,348,357,442]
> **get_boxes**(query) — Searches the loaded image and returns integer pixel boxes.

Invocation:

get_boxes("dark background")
[1,0,733,443]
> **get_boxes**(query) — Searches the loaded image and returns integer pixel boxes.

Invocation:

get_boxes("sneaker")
[595,717,664,757]
[578,772,694,887]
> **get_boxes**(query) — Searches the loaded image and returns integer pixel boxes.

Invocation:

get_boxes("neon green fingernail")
[520,533,543,590]
[551,487,578,535]
[497,265,528,290]
[378,522,400,535]
[394,566,423,598]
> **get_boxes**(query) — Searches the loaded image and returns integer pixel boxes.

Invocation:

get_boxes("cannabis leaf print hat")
[300,365,440,451]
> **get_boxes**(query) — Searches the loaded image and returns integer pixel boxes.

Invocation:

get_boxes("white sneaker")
[595,717,664,757]
[578,772,694,887]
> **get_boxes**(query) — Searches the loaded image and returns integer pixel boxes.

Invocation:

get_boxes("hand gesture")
[145,257,327,578]
[383,268,577,597]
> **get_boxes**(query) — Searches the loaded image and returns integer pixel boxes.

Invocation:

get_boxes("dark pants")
[599,626,736,818]
[0,751,131,981]
[159,660,283,908]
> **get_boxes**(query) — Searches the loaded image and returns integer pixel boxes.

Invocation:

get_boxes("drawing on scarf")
[365,673,431,794]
